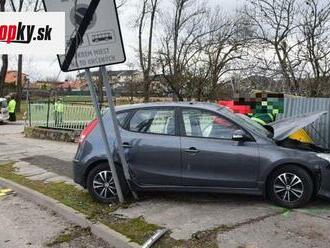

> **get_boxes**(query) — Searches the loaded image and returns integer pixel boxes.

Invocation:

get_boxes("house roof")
[59,80,86,90]
[5,71,28,84]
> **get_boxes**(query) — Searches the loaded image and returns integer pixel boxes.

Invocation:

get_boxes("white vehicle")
[0,98,9,122]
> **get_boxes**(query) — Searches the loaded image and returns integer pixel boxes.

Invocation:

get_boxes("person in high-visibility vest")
[54,98,64,126]
[250,113,275,126]
[8,96,17,122]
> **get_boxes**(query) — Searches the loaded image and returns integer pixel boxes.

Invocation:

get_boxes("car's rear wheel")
[268,165,314,208]
[87,162,129,203]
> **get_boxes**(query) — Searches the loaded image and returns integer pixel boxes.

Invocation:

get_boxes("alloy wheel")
[93,170,117,199]
[273,173,304,203]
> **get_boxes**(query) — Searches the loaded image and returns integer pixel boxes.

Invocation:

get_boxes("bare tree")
[136,0,159,102]
[0,54,8,98]
[158,0,208,101]
[299,0,330,96]
[9,0,24,111]
[196,10,249,100]
[7,0,43,109]
[96,69,104,108]
[243,0,302,94]
[126,63,142,103]
[0,0,8,97]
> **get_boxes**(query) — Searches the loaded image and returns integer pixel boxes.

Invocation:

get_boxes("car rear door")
[180,108,260,189]
[121,107,182,186]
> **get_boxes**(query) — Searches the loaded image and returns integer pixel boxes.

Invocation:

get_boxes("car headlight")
[316,153,330,163]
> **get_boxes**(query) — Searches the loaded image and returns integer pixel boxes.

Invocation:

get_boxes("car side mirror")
[232,130,251,142]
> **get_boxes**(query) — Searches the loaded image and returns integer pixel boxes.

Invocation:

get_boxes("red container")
[218,101,251,114]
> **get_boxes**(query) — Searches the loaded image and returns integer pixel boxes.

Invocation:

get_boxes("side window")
[117,112,129,127]
[182,109,240,139]
[129,108,175,135]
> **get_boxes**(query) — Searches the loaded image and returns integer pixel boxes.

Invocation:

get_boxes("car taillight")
[79,118,98,144]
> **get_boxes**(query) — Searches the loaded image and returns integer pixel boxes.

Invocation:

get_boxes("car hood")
[267,111,327,141]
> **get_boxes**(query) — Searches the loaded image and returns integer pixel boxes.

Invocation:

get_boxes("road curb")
[0,177,140,248]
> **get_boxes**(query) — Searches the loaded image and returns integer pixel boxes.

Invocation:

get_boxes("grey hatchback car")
[73,102,330,208]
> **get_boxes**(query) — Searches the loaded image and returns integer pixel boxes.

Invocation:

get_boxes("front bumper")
[317,165,330,199]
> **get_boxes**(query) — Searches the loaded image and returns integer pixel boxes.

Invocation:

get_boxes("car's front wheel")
[268,165,314,208]
[87,162,129,203]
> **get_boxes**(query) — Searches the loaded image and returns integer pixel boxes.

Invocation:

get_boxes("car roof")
[115,102,223,112]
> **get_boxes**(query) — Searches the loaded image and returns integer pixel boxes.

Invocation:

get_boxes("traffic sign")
[42,0,135,204]
[43,0,126,72]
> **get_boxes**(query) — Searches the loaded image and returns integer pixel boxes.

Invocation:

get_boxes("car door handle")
[185,147,200,154]
[122,142,132,148]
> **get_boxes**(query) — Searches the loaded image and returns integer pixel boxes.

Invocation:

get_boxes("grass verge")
[46,227,91,246]
[0,163,157,245]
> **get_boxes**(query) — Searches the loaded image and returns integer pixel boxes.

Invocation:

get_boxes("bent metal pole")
[100,66,138,200]
[85,68,124,203]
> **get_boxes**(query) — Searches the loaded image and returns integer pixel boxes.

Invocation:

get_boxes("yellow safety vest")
[8,100,16,113]
[55,102,64,113]
[251,117,267,126]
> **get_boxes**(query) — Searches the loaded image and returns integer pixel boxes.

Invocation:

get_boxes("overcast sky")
[12,0,244,82]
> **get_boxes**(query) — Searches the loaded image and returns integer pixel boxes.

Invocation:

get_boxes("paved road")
[0,192,110,248]
[0,192,112,248]
[0,192,70,248]
[0,123,76,177]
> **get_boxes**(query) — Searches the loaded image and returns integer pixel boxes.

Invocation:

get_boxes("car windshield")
[217,107,272,138]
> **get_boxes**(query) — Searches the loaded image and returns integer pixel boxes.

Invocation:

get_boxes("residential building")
[5,70,29,86]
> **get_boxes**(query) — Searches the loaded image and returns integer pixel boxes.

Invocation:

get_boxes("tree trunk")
[0,0,7,97]
[0,55,8,97]
[143,74,150,102]
[97,69,104,109]
[16,54,23,112]
[143,0,158,103]
[138,0,158,103]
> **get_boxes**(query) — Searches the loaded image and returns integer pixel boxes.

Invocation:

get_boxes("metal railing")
[29,103,97,130]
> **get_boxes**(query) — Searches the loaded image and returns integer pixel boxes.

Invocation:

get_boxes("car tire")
[87,162,129,204]
[268,165,314,209]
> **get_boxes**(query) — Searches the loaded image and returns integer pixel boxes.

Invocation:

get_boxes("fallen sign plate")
[42,0,126,72]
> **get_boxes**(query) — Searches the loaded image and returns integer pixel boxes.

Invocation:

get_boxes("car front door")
[121,107,182,186]
[180,108,260,189]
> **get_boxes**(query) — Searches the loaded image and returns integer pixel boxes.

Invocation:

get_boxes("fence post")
[46,98,50,128]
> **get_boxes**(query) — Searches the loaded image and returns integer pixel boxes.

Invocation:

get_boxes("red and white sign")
[0,12,65,54]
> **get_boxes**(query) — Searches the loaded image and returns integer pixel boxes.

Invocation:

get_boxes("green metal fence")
[29,103,97,130]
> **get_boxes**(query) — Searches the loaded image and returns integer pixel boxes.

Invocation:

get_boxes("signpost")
[43,0,134,203]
